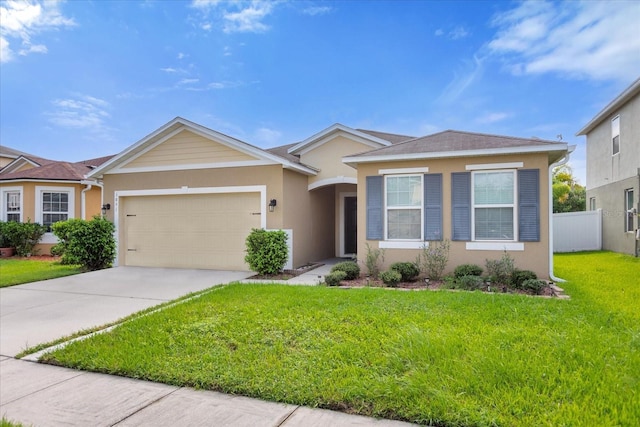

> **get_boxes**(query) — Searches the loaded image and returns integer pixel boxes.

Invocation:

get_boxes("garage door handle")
[250,212,261,215]
[128,249,137,252]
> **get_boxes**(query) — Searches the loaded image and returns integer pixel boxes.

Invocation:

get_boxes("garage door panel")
[122,193,261,270]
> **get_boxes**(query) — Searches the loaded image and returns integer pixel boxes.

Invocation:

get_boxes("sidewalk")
[240,258,346,285]
[0,357,417,427]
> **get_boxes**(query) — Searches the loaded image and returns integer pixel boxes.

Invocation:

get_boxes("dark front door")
[344,196,357,254]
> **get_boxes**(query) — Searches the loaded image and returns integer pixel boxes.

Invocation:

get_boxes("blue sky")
[1,0,639,185]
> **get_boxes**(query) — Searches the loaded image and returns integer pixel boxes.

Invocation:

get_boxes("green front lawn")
[0,258,83,288]
[39,252,639,426]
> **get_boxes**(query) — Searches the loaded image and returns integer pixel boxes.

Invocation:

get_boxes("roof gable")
[0,161,94,182]
[89,117,316,177]
[287,123,392,156]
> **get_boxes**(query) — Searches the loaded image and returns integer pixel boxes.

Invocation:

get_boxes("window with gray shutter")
[366,176,384,240]
[424,174,443,240]
[518,169,540,241]
[451,172,471,241]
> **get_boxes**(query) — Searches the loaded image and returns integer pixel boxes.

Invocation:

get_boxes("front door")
[344,196,357,255]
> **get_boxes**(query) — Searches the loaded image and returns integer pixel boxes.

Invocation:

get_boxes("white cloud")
[47,94,111,131]
[302,6,332,16]
[437,55,485,104]
[178,78,199,85]
[449,26,469,40]
[0,0,75,63]
[190,0,275,34]
[488,0,640,82]
[476,112,512,124]
[434,29,444,37]
[254,127,282,146]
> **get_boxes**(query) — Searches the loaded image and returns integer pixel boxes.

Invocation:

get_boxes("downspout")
[548,146,575,282]
[81,180,103,220]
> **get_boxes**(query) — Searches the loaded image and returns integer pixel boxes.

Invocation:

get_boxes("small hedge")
[324,271,347,286]
[511,269,538,288]
[380,270,402,287]
[453,275,485,291]
[0,220,46,257]
[330,261,360,280]
[390,262,420,282]
[454,264,483,278]
[52,216,116,270]
[521,278,546,295]
[245,229,288,275]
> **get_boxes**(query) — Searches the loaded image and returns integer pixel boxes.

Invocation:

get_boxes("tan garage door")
[121,192,261,270]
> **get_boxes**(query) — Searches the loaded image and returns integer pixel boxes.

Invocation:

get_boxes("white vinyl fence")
[553,209,602,253]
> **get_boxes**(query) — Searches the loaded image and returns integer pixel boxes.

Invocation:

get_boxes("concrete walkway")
[0,265,417,426]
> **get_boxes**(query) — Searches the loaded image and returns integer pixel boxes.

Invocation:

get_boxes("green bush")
[361,243,385,279]
[244,229,288,275]
[51,219,85,264]
[511,269,538,289]
[521,278,546,295]
[380,269,402,287]
[418,239,450,280]
[324,271,347,286]
[390,262,420,282]
[485,251,516,285]
[52,216,116,270]
[0,220,46,257]
[331,261,360,280]
[454,275,485,291]
[454,264,483,278]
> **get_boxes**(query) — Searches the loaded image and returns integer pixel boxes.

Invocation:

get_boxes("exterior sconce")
[101,203,111,216]
[268,199,277,212]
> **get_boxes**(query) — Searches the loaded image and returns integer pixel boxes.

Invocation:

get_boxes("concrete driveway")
[0,267,253,357]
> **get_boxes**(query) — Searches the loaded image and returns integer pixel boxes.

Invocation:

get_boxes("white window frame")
[625,189,634,233]
[1,186,23,222]
[589,197,596,211]
[384,174,423,242]
[612,115,620,156]
[35,186,75,244]
[471,169,517,242]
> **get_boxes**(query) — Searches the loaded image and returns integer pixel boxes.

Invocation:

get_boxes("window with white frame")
[41,191,70,231]
[612,115,620,155]
[385,175,422,240]
[589,197,596,211]
[4,190,22,222]
[625,189,634,232]
[472,170,516,240]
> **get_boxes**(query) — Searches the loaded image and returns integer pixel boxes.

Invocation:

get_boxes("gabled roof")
[88,117,317,178]
[577,77,640,136]
[286,123,394,155]
[343,130,570,166]
[0,161,99,182]
[356,129,415,144]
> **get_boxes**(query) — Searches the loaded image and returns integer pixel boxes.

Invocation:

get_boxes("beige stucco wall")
[355,153,553,279]
[586,93,640,190]
[123,129,257,169]
[301,135,376,187]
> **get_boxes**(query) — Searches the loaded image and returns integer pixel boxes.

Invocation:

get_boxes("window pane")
[626,190,634,232]
[388,209,421,239]
[612,116,620,155]
[475,207,514,240]
[387,176,421,207]
[474,172,514,205]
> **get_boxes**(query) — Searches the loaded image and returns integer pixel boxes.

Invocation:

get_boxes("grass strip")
[0,258,82,288]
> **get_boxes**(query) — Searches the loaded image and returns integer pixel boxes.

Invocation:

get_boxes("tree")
[552,166,586,213]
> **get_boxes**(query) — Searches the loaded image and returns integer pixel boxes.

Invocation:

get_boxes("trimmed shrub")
[51,219,85,264]
[455,275,485,291]
[380,269,402,287]
[390,262,420,282]
[331,261,360,280]
[361,243,385,279]
[454,264,483,278]
[245,229,288,275]
[521,278,546,295]
[53,216,116,271]
[0,220,46,257]
[511,269,538,289]
[324,271,347,286]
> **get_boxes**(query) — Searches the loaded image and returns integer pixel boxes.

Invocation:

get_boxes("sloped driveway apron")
[0,266,253,357]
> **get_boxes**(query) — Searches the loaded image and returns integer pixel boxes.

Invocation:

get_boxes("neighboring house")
[89,117,570,278]
[577,77,640,256]
[0,146,113,254]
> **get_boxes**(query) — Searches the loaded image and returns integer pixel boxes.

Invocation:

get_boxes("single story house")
[88,117,571,278]
[0,146,113,254]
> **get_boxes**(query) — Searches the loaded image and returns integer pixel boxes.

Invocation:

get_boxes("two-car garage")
[117,188,264,271]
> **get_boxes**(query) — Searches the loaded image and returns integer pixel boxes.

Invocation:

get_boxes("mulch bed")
[247,263,323,281]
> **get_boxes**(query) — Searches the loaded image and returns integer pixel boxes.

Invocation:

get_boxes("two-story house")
[577,77,640,256]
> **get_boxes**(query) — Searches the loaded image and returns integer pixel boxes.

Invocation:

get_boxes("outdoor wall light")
[101,203,111,215]
[268,199,277,212]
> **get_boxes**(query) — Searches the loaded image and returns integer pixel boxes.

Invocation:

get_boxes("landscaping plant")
[418,239,450,280]
[380,269,401,287]
[390,262,420,282]
[453,263,483,278]
[485,250,515,285]
[361,243,385,278]
[330,261,360,280]
[51,216,116,270]
[244,228,288,275]
[0,220,46,257]
[324,271,347,286]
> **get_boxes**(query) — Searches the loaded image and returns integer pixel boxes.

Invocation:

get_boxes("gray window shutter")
[424,174,443,241]
[451,172,471,241]
[518,169,540,241]
[366,176,384,240]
